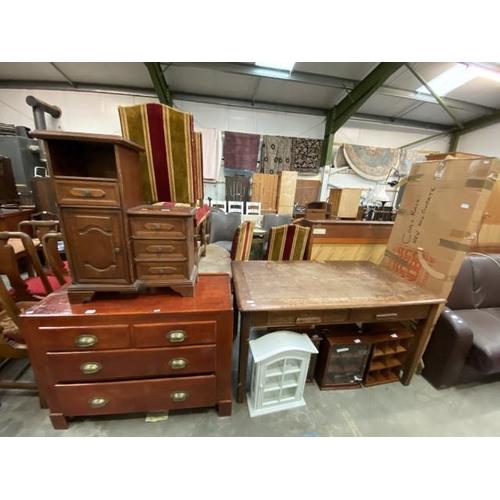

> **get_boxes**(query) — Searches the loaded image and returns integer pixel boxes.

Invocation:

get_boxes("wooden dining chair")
[41,232,71,286]
[265,224,311,261]
[0,277,41,398]
[230,220,255,261]
[0,231,61,301]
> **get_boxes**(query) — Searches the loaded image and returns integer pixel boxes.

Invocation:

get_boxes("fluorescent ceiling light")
[417,63,500,96]
[255,62,295,72]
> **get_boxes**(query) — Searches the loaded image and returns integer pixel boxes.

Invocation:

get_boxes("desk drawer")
[133,321,216,347]
[267,309,348,327]
[46,345,216,382]
[40,325,130,351]
[53,375,216,416]
[348,305,431,323]
[132,239,186,260]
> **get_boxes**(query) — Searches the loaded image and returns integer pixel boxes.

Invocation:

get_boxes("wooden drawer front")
[267,309,348,327]
[53,375,216,416]
[135,261,188,281]
[348,304,431,323]
[132,239,186,260]
[40,325,130,351]
[133,321,216,348]
[54,179,120,207]
[130,217,186,239]
[46,345,216,383]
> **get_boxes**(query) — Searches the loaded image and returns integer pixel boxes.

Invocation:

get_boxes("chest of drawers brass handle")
[375,313,399,319]
[75,334,98,347]
[170,391,189,402]
[80,362,102,374]
[88,397,108,408]
[168,357,187,370]
[167,330,187,343]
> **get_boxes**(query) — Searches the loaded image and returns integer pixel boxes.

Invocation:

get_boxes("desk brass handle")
[75,334,98,347]
[88,397,108,408]
[375,313,399,319]
[168,357,187,370]
[171,391,189,402]
[296,316,322,324]
[167,330,187,343]
[80,362,102,374]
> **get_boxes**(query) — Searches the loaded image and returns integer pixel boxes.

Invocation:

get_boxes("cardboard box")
[380,157,500,299]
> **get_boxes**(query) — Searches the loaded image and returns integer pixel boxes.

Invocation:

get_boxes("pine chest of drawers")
[21,274,233,429]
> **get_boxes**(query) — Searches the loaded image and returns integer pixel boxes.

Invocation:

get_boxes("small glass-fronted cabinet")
[247,330,318,417]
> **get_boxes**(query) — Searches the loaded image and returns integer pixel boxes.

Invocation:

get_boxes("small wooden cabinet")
[128,205,198,297]
[315,323,414,390]
[247,331,318,417]
[315,325,371,389]
[20,274,233,429]
[30,131,144,302]
[363,324,414,387]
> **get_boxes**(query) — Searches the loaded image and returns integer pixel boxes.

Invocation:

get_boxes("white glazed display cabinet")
[247,330,318,417]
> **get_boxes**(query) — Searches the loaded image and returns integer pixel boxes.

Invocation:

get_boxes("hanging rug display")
[343,143,401,181]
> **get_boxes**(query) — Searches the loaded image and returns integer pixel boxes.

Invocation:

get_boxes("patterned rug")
[223,131,260,171]
[343,143,401,181]
[118,103,199,204]
[291,138,323,173]
[260,135,293,174]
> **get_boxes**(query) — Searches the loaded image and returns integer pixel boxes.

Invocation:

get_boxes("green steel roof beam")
[328,62,405,134]
[405,63,464,130]
[321,63,404,165]
[448,130,460,152]
[144,62,172,106]
[455,110,500,135]
[399,130,451,149]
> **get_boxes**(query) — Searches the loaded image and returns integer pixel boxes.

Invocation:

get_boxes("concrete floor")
[2,244,500,437]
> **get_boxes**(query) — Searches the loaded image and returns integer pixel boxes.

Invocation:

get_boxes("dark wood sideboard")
[20,273,233,429]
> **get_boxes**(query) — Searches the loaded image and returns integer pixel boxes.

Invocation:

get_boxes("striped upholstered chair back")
[230,221,255,261]
[265,224,310,261]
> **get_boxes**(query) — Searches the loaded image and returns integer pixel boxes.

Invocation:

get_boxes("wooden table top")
[231,260,444,312]
[20,273,232,318]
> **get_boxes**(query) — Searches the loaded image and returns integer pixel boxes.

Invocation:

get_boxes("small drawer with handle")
[132,239,186,260]
[129,216,186,238]
[348,304,431,323]
[54,179,120,207]
[135,261,188,281]
[267,309,348,327]
[53,375,217,416]
[46,345,216,382]
[133,321,216,348]
[40,325,130,351]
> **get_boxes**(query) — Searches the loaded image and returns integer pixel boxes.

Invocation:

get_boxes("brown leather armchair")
[422,253,500,389]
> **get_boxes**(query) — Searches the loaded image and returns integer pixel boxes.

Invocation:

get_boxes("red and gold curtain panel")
[223,131,260,171]
[291,138,323,173]
[118,103,198,205]
[260,135,293,174]
[194,131,204,203]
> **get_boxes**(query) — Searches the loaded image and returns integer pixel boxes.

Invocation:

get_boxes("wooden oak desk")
[231,260,444,403]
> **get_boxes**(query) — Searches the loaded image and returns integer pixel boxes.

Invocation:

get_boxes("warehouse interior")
[1,55,499,498]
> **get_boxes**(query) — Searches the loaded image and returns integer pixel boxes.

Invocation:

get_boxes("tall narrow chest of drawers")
[21,274,233,429]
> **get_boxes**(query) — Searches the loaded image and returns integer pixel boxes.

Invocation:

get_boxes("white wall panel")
[1,87,457,208]
[458,123,500,157]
